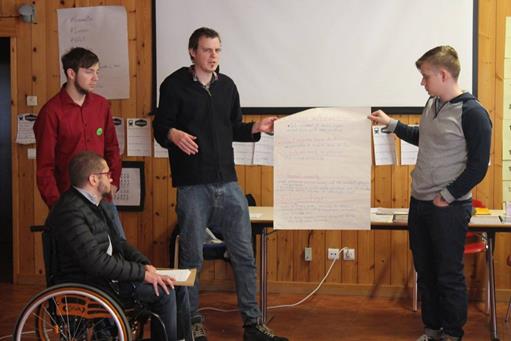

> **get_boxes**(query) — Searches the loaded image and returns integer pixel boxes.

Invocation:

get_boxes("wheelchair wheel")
[13,283,131,340]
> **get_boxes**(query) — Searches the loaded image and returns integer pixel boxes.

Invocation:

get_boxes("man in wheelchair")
[44,151,192,341]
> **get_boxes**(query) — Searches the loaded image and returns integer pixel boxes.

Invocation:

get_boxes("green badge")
[96,128,103,136]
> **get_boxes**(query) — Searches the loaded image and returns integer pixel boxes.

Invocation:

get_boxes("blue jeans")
[176,182,261,324]
[121,283,192,341]
[408,197,472,338]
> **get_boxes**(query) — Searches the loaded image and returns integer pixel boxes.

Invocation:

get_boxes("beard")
[98,182,111,198]
[74,78,90,96]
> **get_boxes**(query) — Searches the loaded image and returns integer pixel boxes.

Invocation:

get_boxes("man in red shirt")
[34,47,124,237]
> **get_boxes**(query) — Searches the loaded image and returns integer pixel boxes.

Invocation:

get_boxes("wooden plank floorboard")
[1,283,511,340]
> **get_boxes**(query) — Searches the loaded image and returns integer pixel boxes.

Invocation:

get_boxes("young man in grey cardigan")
[368,46,492,341]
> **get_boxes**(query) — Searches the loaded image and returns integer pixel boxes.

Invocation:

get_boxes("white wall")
[155,0,474,109]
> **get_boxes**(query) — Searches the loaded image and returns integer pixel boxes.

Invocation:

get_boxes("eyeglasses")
[93,171,112,178]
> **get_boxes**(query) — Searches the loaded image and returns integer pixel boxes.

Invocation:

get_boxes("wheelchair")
[13,226,163,341]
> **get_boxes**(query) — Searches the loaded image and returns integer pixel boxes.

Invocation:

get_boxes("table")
[249,207,511,341]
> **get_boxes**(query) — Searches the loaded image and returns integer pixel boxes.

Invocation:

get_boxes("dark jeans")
[408,197,472,338]
[120,283,192,341]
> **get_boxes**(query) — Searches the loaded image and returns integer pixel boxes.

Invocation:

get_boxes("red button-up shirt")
[34,86,121,208]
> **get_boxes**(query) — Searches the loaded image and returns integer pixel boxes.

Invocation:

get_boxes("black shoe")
[243,323,288,341]
[192,321,208,341]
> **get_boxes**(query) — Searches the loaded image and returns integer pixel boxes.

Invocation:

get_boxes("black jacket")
[153,67,260,187]
[45,188,149,289]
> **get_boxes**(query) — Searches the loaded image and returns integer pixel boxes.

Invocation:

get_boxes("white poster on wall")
[273,107,371,230]
[57,6,130,99]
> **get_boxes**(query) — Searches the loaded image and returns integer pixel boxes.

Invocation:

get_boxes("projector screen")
[154,0,476,112]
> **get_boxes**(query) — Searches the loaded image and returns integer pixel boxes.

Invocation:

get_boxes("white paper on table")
[373,207,409,215]
[113,116,125,155]
[372,125,396,165]
[154,138,169,158]
[233,142,254,165]
[57,6,130,99]
[370,213,394,223]
[253,133,274,166]
[126,118,151,157]
[400,126,419,165]
[16,113,37,144]
[156,269,191,282]
[470,215,502,225]
[274,107,371,230]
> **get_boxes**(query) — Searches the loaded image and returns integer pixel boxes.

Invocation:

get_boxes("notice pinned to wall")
[57,6,130,99]
[273,107,371,230]
[16,113,36,145]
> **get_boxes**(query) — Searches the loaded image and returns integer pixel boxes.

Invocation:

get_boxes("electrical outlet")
[26,95,37,106]
[343,248,355,261]
[304,247,312,261]
[327,248,340,260]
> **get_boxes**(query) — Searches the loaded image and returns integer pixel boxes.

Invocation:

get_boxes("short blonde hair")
[415,45,461,80]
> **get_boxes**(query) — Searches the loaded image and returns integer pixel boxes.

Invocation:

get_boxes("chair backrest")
[30,225,57,287]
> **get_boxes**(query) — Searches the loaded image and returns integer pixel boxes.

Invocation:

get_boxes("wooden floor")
[2,283,511,340]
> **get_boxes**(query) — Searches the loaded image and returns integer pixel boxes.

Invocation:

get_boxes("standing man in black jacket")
[153,27,287,341]
[46,151,192,341]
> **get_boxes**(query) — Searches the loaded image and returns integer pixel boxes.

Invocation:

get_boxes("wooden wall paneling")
[31,0,48,278]
[132,0,154,262]
[469,0,498,294]
[10,0,511,299]
[390,115,410,289]
[372,164,393,287]
[476,0,497,210]
[293,230,310,282]
[0,0,16,16]
[358,141,376,285]
[235,165,246,192]
[266,231,278,282]
[0,18,16,36]
[44,1,63,98]
[357,230,374,284]
[276,230,293,282]
[201,259,216,282]
[309,230,325,282]
[494,0,511,291]
[75,0,91,7]
[152,158,170,267]
[15,6,35,279]
[213,254,229,281]
[261,166,273,206]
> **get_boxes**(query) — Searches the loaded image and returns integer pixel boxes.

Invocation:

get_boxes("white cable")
[198,247,348,313]
[198,306,239,313]
[268,247,347,310]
